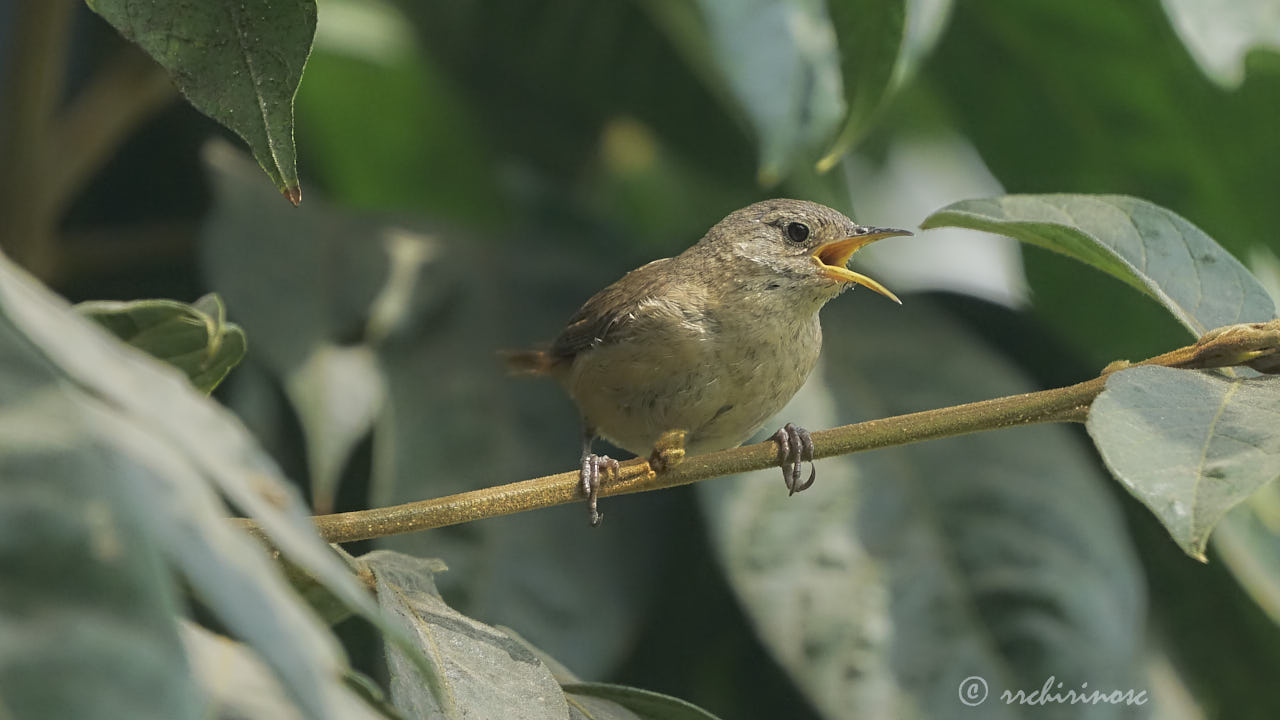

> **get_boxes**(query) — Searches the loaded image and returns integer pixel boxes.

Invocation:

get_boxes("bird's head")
[692,198,910,308]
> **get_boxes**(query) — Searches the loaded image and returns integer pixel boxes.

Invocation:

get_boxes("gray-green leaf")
[0,239,423,719]
[922,194,1276,337]
[85,0,316,202]
[1160,0,1280,88]
[499,628,725,720]
[694,0,846,183]
[562,684,725,720]
[76,293,247,394]
[180,622,390,720]
[700,298,1146,720]
[1214,487,1280,625]
[0,390,200,720]
[817,0,905,170]
[285,344,385,514]
[1087,365,1280,560]
[363,550,570,720]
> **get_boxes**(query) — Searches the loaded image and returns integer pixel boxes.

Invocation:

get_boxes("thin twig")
[0,0,75,278]
[47,46,178,220]
[0,4,177,282]
[236,320,1280,544]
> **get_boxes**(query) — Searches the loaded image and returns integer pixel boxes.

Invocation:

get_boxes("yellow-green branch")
[239,320,1280,544]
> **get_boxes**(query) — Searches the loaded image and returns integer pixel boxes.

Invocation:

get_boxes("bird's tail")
[500,348,556,376]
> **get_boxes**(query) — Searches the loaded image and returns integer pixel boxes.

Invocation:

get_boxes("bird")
[507,199,909,525]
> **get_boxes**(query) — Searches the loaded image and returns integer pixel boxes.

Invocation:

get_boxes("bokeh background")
[4,0,1280,717]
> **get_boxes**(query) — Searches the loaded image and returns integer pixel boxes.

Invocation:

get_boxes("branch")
[0,3,177,282]
[0,0,75,277]
[47,46,178,222]
[239,320,1280,544]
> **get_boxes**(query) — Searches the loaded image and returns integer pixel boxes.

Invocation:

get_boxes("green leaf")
[180,622,392,720]
[693,0,846,183]
[925,0,1280,366]
[1161,0,1280,88]
[699,298,1145,719]
[76,293,247,394]
[285,345,385,514]
[85,0,316,202]
[499,628,724,720]
[201,141,400,374]
[923,194,1277,337]
[817,0,906,170]
[562,684,725,720]
[1087,366,1280,560]
[0,390,200,720]
[362,550,570,720]
[0,323,365,720]
[1214,487,1280,624]
[201,142,433,513]
[0,238,426,718]
[926,0,1280,262]
[296,0,502,220]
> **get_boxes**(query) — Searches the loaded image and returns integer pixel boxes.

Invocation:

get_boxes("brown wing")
[548,257,676,362]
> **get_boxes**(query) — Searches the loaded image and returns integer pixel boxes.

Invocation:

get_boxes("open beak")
[811,227,911,304]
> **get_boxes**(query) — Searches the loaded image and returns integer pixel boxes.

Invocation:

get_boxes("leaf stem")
[239,320,1280,544]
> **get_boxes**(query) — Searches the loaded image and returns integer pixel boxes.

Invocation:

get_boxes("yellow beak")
[811,227,911,304]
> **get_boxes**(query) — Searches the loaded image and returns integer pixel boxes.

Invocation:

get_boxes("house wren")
[509,199,909,524]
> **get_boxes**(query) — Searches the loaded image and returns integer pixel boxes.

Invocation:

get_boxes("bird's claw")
[648,429,687,474]
[580,453,620,527]
[771,422,816,495]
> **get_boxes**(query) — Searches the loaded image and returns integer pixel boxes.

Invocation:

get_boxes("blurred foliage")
[76,292,247,394]
[3,0,1280,718]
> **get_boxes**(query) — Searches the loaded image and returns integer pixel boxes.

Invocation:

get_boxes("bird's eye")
[785,222,810,244]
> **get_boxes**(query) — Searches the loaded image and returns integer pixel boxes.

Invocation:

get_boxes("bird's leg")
[579,426,619,527]
[648,429,687,474]
[771,422,816,495]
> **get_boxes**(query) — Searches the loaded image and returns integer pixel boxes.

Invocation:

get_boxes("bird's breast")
[564,299,823,457]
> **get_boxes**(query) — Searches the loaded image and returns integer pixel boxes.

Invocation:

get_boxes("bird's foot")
[648,429,687,474]
[771,422,816,495]
[580,453,620,527]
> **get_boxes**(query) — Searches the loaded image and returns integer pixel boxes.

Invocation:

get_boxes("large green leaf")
[284,345,385,514]
[817,0,906,169]
[86,0,316,202]
[925,0,1280,365]
[200,142,394,375]
[0,241,433,717]
[179,622,394,720]
[1088,366,1280,560]
[0,389,199,720]
[1214,485,1280,624]
[498,626,726,720]
[1160,0,1280,88]
[699,298,1146,719]
[692,0,845,183]
[0,316,372,720]
[362,550,570,719]
[562,684,725,720]
[295,0,501,221]
[201,143,404,510]
[923,195,1276,337]
[398,0,756,186]
[76,293,247,394]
